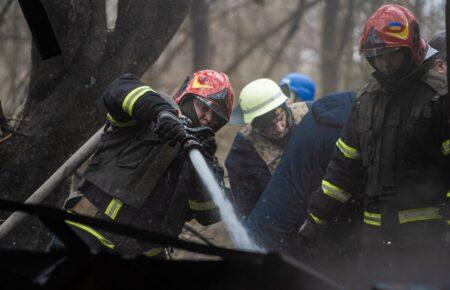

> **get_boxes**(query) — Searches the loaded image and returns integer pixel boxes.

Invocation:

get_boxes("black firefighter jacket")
[307,60,450,248]
[68,74,220,255]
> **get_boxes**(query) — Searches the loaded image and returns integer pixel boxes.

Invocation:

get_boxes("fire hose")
[0,125,220,242]
[0,127,104,240]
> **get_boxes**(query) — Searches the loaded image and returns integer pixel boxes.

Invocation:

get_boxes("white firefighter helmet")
[239,78,288,124]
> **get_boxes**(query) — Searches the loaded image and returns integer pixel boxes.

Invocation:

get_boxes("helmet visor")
[360,46,403,58]
[196,89,229,121]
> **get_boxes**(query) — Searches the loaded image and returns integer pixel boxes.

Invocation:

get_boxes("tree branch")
[26,1,94,106]
[262,0,321,75]
[101,0,191,78]
[336,0,355,60]
[224,0,320,74]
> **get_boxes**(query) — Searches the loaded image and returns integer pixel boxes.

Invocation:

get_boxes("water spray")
[184,135,263,252]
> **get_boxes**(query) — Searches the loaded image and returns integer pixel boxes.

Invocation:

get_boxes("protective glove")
[202,136,217,157]
[155,111,187,146]
[185,126,217,156]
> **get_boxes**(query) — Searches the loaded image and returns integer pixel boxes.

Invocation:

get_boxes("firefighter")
[225,78,310,218]
[298,4,449,286]
[62,70,234,257]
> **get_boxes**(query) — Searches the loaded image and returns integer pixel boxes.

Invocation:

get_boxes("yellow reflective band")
[309,213,326,225]
[336,138,361,160]
[447,191,450,198]
[106,113,138,127]
[104,198,123,220]
[143,247,164,257]
[65,220,115,249]
[364,211,381,227]
[122,86,154,116]
[188,199,216,211]
[398,207,443,224]
[364,211,381,219]
[321,179,352,203]
[447,220,450,226]
[441,139,450,156]
[364,219,381,227]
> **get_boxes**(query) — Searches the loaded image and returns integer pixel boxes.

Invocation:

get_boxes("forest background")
[0,0,445,251]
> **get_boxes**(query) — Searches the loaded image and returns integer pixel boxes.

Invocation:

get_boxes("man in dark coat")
[245,91,359,285]
[225,78,309,218]
[246,91,357,252]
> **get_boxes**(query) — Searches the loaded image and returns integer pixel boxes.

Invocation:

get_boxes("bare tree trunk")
[262,0,321,76]
[225,0,319,74]
[319,0,356,95]
[320,0,340,95]
[191,0,210,70]
[413,0,424,23]
[8,7,18,101]
[0,0,190,250]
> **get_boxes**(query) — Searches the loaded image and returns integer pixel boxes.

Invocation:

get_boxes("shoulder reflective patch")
[441,139,449,156]
[106,113,138,127]
[122,86,154,116]
[188,199,216,211]
[336,138,361,160]
[321,179,352,203]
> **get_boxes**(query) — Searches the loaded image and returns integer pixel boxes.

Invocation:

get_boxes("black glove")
[202,136,217,157]
[185,126,217,156]
[155,111,187,146]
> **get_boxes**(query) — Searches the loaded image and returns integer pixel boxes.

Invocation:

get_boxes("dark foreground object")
[0,199,341,290]
[0,200,447,290]
[0,249,339,290]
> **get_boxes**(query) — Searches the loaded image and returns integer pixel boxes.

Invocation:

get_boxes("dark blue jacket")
[246,91,357,252]
[225,131,272,217]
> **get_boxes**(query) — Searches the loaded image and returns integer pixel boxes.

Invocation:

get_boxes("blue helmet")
[279,73,315,101]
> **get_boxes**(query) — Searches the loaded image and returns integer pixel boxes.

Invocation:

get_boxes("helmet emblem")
[192,75,213,89]
[384,21,409,40]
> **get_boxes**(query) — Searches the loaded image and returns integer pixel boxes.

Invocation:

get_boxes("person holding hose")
[60,70,234,257]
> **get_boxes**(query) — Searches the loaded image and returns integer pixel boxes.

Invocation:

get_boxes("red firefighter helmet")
[359,4,427,65]
[173,69,234,123]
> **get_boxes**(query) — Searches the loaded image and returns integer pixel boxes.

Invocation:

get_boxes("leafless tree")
[0,0,190,250]
[191,0,211,70]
